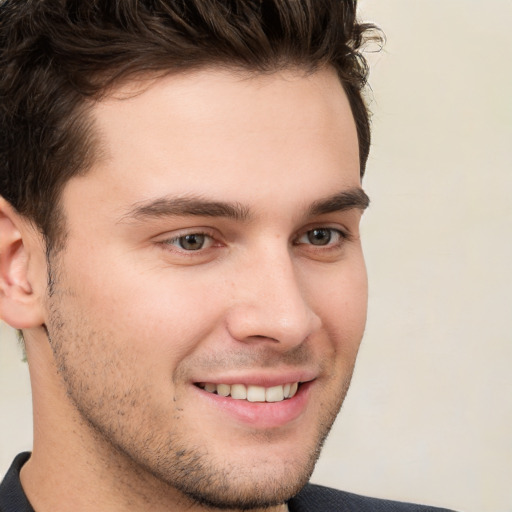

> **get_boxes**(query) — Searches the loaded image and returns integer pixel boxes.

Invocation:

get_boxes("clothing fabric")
[0,454,33,512]
[288,482,456,512]
[1,452,456,512]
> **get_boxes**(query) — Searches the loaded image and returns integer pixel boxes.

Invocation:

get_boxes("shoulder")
[288,483,457,512]
[0,453,34,512]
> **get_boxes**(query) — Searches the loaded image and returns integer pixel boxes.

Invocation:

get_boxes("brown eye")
[306,228,332,246]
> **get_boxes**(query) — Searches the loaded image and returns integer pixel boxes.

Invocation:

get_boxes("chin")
[172,457,314,510]
[137,423,328,511]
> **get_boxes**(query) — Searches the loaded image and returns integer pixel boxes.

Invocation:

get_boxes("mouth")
[195,382,300,403]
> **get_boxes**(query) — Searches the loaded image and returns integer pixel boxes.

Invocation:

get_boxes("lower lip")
[194,382,313,429]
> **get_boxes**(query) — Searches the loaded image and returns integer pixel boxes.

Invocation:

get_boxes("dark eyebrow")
[121,196,251,223]
[308,188,370,216]
[120,188,369,224]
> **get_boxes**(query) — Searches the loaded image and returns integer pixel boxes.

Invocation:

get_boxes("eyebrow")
[121,196,250,222]
[307,188,370,216]
[120,187,369,224]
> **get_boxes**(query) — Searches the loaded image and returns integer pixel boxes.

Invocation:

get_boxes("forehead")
[68,67,360,216]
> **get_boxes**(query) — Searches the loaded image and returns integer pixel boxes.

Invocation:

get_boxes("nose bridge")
[226,241,321,346]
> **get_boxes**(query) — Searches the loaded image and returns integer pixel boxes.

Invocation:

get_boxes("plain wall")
[311,1,512,511]
[1,1,511,511]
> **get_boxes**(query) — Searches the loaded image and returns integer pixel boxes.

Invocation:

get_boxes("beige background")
[1,1,511,511]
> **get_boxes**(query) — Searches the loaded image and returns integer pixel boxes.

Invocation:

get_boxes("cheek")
[60,249,226,360]
[309,258,368,351]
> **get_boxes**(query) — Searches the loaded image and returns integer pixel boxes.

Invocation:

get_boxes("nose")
[225,246,322,349]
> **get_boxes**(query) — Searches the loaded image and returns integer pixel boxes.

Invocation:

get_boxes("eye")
[306,228,333,246]
[164,233,214,251]
[296,228,344,247]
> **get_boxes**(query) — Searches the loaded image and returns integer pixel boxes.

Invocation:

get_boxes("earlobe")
[0,197,45,329]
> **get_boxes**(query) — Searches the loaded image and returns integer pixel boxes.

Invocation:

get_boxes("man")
[0,1,455,511]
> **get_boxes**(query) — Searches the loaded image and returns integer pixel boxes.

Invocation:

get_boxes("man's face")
[42,67,368,509]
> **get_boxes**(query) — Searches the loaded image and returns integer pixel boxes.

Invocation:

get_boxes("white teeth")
[204,383,217,393]
[266,385,284,402]
[230,384,247,400]
[247,385,266,402]
[217,383,231,397]
[199,382,300,402]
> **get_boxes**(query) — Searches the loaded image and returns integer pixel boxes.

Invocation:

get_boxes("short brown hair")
[0,0,381,250]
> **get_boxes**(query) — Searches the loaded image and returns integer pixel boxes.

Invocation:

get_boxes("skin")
[0,67,368,512]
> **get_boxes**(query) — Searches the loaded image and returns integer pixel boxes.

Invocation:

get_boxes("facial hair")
[44,257,356,511]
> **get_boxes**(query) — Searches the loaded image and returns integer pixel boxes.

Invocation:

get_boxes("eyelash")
[294,227,349,249]
[160,230,218,252]
[158,226,349,254]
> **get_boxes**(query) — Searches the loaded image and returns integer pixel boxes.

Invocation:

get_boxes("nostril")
[247,334,279,343]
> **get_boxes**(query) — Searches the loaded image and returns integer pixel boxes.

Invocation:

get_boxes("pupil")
[308,229,331,246]
[180,234,205,250]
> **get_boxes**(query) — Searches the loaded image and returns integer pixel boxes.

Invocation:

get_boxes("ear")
[0,197,45,329]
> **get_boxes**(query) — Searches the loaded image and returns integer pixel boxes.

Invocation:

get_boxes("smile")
[196,382,300,402]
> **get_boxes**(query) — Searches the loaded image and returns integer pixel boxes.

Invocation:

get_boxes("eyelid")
[155,227,223,253]
[294,226,350,246]
[165,233,214,250]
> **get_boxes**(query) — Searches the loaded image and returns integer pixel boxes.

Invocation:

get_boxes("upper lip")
[192,370,317,388]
